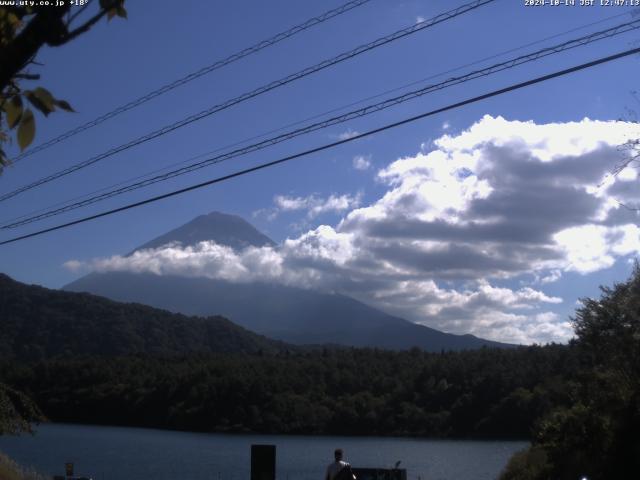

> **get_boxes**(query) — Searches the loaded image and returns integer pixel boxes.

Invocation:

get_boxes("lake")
[0,423,527,480]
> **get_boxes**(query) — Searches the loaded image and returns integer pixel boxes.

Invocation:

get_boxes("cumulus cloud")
[78,242,284,284]
[342,116,640,274]
[353,155,371,171]
[66,116,640,344]
[553,224,640,273]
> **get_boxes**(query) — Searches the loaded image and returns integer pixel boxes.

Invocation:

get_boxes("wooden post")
[251,444,276,480]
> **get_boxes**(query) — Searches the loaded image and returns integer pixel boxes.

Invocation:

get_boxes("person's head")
[334,449,343,461]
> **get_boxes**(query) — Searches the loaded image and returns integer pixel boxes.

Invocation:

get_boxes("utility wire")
[1,45,638,246]
[3,18,638,230]
[10,0,373,163]
[0,0,496,204]
[0,7,629,228]
[1,9,628,228]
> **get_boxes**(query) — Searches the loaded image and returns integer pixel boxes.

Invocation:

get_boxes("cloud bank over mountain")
[66,116,640,344]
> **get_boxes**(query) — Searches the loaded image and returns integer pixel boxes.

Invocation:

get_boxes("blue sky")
[1,0,640,343]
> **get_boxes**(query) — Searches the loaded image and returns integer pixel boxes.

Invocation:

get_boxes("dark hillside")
[0,273,286,360]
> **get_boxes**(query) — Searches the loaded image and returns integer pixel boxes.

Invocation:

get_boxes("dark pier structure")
[250,445,408,480]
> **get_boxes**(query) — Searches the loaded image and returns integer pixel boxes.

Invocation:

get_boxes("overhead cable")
[1,45,637,246]
[2,10,629,228]
[10,0,373,163]
[0,0,496,203]
[3,18,638,230]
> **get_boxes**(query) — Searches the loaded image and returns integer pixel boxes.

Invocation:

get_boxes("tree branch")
[0,0,123,92]
[13,73,40,80]
[56,0,123,45]
[55,6,111,45]
[0,6,70,91]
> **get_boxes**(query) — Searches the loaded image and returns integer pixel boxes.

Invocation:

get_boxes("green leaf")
[7,12,20,28]
[4,95,23,129]
[116,5,127,18]
[107,8,117,20]
[54,99,75,112]
[24,89,54,116]
[32,87,55,111]
[17,109,35,151]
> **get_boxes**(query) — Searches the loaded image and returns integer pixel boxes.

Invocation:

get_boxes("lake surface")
[0,423,527,480]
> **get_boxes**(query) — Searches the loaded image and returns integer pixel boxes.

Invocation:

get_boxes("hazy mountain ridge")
[66,271,511,351]
[65,211,514,351]
[0,273,286,360]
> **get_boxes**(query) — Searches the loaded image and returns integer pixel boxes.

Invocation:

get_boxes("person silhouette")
[324,448,351,480]
[325,449,354,480]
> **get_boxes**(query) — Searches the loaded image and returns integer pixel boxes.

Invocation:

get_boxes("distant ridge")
[65,211,515,352]
[64,212,513,352]
[0,273,287,360]
[67,272,513,351]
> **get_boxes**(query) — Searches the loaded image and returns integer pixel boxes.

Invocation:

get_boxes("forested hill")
[0,274,287,360]
[0,345,575,438]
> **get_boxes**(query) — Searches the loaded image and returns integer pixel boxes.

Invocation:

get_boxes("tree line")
[0,344,575,438]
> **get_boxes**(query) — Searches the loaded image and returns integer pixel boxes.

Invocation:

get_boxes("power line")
[10,0,373,163]
[4,18,638,230]
[0,0,496,204]
[2,10,627,229]
[2,9,628,228]
[5,18,636,228]
[1,45,637,247]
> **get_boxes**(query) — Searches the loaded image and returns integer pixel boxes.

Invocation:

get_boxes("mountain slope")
[66,272,511,351]
[66,211,514,351]
[0,274,286,360]
[131,211,275,254]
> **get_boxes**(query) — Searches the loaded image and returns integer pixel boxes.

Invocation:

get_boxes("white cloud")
[617,166,638,182]
[353,155,371,171]
[67,116,640,345]
[480,312,573,345]
[553,224,640,273]
[425,310,573,345]
[274,195,310,211]
[81,242,284,284]
[473,281,562,307]
[540,269,562,284]
[434,115,634,163]
[374,149,493,224]
[272,192,362,219]
[62,260,85,273]
[335,129,360,140]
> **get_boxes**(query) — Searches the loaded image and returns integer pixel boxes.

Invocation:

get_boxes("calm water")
[0,423,527,480]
